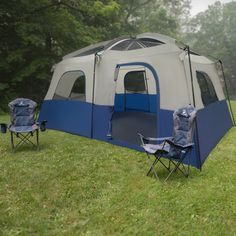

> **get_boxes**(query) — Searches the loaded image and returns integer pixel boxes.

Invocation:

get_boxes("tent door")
[111,65,158,145]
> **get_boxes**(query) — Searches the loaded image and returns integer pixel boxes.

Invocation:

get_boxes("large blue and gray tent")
[38,32,233,169]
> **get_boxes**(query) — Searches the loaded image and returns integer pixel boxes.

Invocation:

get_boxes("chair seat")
[9,124,39,133]
[142,142,170,154]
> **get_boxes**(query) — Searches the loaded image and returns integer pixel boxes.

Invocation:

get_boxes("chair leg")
[36,129,39,150]
[164,159,190,181]
[10,130,39,151]
[10,132,14,150]
[146,155,159,180]
[146,154,171,180]
[165,161,183,181]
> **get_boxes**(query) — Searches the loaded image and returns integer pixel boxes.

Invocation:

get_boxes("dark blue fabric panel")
[38,100,92,137]
[114,94,125,111]
[125,94,149,111]
[196,100,233,165]
[158,109,173,137]
[92,105,113,140]
[149,95,157,113]
[114,94,157,113]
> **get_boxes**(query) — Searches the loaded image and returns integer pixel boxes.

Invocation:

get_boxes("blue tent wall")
[196,99,233,165]
[38,100,93,137]
[38,99,232,169]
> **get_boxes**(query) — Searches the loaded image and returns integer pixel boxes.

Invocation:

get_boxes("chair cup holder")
[40,120,47,132]
[0,123,7,133]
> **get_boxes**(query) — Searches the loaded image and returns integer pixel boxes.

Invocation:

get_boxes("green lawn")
[0,113,236,236]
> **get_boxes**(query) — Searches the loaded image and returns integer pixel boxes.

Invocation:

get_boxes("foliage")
[117,0,190,37]
[0,111,236,235]
[0,0,191,111]
[184,1,236,96]
[0,0,120,111]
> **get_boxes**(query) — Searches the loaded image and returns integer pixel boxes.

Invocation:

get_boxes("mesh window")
[196,71,218,106]
[53,71,86,101]
[124,71,146,93]
[111,40,133,51]
[111,38,164,51]
[70,75,85,100]
[138,38,164,47]
[127,41,143,50]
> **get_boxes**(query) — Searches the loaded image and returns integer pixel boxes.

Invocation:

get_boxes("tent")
[38,32,233,169]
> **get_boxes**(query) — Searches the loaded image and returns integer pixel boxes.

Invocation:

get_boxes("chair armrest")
[166,139,194,149]
[150,137,173,141]
[182,143,194,148]
[138,133,172,145]
[40,120,47,132]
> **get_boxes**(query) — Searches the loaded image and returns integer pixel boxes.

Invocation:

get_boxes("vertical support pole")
[219,60,236,126]
[187,46,202,170]
[36,129,39,150]
[144,68,151,112]
[187,46,196,107]
[91,53,97,138]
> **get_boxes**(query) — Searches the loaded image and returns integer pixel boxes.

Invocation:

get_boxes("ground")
[0,111,236,235]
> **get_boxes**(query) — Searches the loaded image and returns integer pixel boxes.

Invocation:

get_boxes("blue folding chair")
[139,105,197,181]
[0,98,46,151]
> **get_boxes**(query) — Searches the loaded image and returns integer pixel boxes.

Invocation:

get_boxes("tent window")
[53,71,86,101]
[124,71,146,93]
[196,71,218,106]
[111,38,164,51]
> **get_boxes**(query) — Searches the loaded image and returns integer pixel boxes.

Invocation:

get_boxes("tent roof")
[63,33,177,59]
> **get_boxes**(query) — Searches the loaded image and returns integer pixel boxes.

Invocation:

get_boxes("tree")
[116,0,191,37]
[185,1,236,96]
[0,0,191,111]
[0,0,120,111]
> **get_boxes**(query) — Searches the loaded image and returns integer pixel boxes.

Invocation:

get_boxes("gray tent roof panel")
[63,39,112,59]
[63,33,177,59]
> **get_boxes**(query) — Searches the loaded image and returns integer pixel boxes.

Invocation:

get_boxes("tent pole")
[187,46,196,107]
[187,46,202,170]
[91,53,97,138]
[219,60,236,126]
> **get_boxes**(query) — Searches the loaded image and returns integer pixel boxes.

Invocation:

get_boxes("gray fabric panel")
[111,111,157,145]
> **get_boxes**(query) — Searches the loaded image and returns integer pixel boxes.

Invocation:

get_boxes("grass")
[0,112,236,236]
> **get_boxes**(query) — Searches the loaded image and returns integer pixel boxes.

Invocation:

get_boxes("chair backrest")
[172,105,197,146]
[8,98,37,127]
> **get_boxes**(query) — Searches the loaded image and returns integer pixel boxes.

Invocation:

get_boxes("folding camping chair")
[0,98,47,151]
[139,105,197,181]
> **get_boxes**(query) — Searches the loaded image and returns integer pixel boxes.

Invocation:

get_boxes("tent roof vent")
[111,38,164,51]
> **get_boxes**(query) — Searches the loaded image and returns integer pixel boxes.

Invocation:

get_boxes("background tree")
[0,0,192,112]
[117,0,190,37]
[0,0,120,111]
[185,1,236,97]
